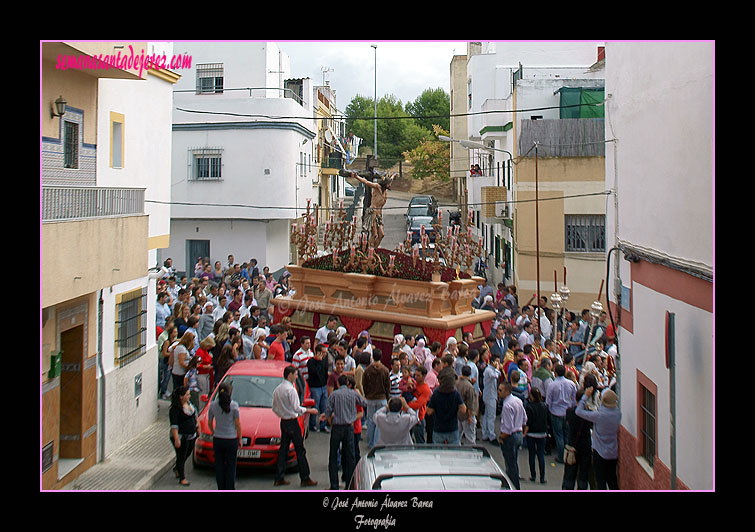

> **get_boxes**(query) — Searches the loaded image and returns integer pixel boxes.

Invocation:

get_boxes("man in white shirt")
[373,397,419,446]
[518,321,534,351]
[156,292,171,329]
[242,325,256,359]
[271,366,319,487]
[166,276,180,309]
[213,296,229,323]
[253,316,270,342]
[315,315,338,348]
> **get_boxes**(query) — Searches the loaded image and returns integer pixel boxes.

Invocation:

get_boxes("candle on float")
[339,199,344,209]
[368,247,374,259]
[412,245,419,257]
[438,210,443,224]
[389,255,395,267]
[350,244,355,257]
[447,226,452,238]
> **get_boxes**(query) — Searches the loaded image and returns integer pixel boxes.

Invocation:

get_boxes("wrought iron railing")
[42,186,145,222]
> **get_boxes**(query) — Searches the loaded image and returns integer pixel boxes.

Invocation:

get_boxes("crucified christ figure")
[350,171,396,249]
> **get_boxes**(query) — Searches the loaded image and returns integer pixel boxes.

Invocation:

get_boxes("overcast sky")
[277,41,468,112]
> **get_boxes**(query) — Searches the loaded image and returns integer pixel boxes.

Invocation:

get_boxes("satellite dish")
[324,129,333,143]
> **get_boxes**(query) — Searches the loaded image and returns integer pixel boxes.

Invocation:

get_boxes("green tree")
[345,94,432,165]
[406,88,450,132]
[403,125,450,181]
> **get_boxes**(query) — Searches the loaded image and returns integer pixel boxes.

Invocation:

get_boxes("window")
[196,63,224,94]
[565,214,605,252]
[639,383,656,467]
[115,287,147,367]
[111,112,124,168]
[191,148,223,180]
[64,121,79,168]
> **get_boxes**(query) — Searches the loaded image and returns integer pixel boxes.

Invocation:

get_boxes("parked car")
[405,203,436,230]
[409,194,438,215]
[193,360,314,469]
[349,444,515,490]
[409,216,436,245]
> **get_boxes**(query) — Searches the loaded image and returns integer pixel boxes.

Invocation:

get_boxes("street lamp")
[371,44,377,159]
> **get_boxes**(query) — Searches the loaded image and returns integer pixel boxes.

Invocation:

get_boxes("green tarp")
[559,87,604,119]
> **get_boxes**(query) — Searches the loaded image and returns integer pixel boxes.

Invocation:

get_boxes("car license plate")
[237,449,261,458]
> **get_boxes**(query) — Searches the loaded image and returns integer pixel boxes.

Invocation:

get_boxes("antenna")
[320,66,334,85]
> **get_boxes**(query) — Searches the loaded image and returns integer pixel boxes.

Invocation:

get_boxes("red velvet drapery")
[422,326,456,347]
[338,315,374,340]
[273,304,294,324]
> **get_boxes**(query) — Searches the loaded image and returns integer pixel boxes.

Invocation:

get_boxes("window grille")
[64,121,79,169]
[190,148,223,180]
[115,287,147,367]
[640,384,656,466]
[565,214,605,252]
[196,63,224,94]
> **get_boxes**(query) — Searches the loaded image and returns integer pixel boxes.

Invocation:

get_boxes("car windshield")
[218,375,284,408]
[408,206,429,217]
[411,219,434,230]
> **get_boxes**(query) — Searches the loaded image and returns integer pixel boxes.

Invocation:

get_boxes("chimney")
[598,46,605,62]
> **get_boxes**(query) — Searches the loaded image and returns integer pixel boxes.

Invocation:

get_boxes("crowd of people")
[158,254,621,490]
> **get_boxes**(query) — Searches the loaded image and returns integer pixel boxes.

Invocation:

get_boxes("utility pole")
[535,142,541,320]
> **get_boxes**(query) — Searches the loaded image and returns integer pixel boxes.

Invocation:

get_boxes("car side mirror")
[200,394,209,403]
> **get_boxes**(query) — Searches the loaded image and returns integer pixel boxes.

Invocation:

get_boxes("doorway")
[186,239,210,277]
[59,325,85,477]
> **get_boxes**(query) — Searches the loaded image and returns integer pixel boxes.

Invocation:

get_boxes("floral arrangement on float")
[291,198,483,284]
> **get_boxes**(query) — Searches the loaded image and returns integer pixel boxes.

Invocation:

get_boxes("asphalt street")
[151,192,567,491]
[150,418,567,491]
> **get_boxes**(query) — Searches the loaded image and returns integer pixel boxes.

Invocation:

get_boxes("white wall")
[166,219,270,275]
[618,283,713,490]
[604,41,714,490]
[99,275,158,457]
[97,64,173,243]
[172,41,289,96]
[170,123,308,221]
[605,42,713,268]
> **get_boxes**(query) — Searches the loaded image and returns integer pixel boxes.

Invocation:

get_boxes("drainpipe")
[97,289,106,462]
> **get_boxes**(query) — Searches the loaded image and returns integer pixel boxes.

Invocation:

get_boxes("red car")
[193,360,314,469]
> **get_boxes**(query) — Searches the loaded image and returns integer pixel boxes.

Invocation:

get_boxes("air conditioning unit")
[495,201,513,220]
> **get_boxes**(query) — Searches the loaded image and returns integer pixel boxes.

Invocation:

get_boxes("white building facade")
[164,42,317,276]
[463,41,604,294]
[604,41,714,490]
[94,41,178,459]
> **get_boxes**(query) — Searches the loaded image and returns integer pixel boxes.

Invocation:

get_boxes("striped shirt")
[292,348,314,381]
[325,387,367,425]
[389,371,401,397]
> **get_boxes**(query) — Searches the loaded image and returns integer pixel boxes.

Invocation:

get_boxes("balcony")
[320,153,343,174]
[42,186,145,222]
[42,186,149,307]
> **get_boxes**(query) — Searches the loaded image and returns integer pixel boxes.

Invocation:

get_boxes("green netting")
[559,87,582,119]
[580,88,605,118]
